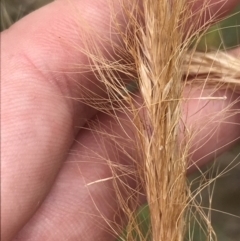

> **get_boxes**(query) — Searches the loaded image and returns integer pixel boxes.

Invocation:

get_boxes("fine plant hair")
[66,0,240,240]
[3,0,240,240]
[72,1,240,240]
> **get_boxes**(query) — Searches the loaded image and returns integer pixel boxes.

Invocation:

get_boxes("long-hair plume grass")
[73,1,240,240]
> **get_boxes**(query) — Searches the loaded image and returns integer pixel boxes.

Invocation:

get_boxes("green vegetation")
[196,3,240,51]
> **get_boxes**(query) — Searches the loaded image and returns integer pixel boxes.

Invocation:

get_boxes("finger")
[229,46,240,57]
[2,0,239,240]
[192,0,239,22]
[2,1,127,240]
[14,87,240,241]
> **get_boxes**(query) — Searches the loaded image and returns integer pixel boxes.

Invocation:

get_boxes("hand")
[2,0,240,240]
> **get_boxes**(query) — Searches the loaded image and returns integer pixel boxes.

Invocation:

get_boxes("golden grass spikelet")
[74,1,240,240]
[129,1,188,241]
[185,51,240,93]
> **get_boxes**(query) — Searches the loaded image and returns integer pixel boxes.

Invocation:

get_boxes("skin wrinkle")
[1,0,239,240]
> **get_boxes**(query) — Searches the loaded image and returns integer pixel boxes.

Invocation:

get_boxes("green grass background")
[1,1,240,240]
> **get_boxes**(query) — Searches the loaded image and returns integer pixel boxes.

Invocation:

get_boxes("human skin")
[1,0,240,240]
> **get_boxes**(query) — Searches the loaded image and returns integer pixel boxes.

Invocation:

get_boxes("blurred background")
[1,1,240,240]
